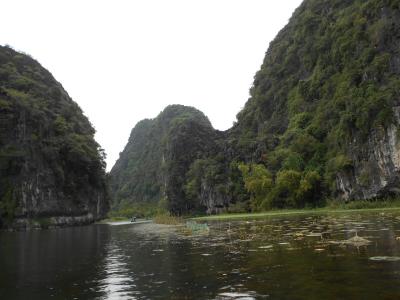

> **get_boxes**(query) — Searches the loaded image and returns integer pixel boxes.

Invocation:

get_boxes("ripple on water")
[96,212,400,299]
[216,292,258,300]
[98,246,137,300]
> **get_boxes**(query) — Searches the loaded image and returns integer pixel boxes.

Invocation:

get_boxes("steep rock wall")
[0,46,109,229]
[110,0,400,213]
[337,106,400,199]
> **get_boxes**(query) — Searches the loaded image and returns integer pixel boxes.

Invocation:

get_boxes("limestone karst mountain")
[0,45,109,228]
[111,0,400,214]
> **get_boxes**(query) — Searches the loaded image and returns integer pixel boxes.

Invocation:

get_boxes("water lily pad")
[258,245,273,249]
[343,235,371,246]
[218,292,256,299]
[306,233,322,237]
[369,256,400,262]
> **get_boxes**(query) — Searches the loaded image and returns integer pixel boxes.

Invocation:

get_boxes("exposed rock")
[110,0,400,213]
[0,46,109,229]
[337,107,400,200]
[109,105,218,214]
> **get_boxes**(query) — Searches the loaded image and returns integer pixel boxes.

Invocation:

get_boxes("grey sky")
[2,0,303,170]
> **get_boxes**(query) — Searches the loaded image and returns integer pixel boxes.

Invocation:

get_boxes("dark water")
[2,211,400,299]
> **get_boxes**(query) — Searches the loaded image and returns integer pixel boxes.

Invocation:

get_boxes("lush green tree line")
[111,0,400,214]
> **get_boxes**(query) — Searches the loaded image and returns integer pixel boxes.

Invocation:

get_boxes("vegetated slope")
[109,105,219,214]
[111,0,400,214]
[231,0,400,208]
[0,45,109,228]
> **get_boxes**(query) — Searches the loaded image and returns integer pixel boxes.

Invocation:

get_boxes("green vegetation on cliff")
[110,105,218,215]
[0,45,109,227]
[231,0,400,206]
[110,0,400,215]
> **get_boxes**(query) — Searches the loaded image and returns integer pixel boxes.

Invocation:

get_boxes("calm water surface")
[2,211,400,299]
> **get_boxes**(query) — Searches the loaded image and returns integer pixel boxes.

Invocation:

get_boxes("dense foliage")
[111,0,400,214]
[229,0,400,209]
[110,105,217,214]
[0,45,109,225]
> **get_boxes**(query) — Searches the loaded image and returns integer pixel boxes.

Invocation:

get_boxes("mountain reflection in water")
[1,211,400,299]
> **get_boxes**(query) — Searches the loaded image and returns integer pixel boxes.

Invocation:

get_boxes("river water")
[2,211,400,299]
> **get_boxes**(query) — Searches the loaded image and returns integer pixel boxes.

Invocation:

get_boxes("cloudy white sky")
[2,0,303,170]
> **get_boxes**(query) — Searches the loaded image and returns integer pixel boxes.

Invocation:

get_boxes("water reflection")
[99,242,137,300]
[0,225,111,299]
[2,212,400,299]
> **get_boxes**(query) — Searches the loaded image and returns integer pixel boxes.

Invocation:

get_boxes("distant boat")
[105,220,152,226]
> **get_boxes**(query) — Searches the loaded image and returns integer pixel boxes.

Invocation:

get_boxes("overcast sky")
[2,0,303,170]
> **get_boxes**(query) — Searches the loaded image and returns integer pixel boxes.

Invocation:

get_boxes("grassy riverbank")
[100,214,183,225]
[192,207,400,221]
[193,200,400,221]
[105,199,400,223]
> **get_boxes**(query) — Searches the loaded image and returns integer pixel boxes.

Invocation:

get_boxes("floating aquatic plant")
[342,234,371,247]
[184,221,210,234]
[258,245,273,249]
[369,256,400,262]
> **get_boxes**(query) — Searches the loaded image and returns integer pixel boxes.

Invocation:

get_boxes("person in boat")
[130,216,137,223]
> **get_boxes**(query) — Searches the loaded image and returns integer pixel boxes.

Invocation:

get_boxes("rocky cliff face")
[0,46,109,228]
[110,0,400,214]
[110,105,217,214]
[162,109,219,214]
[231,0,400,205]
[337,106,400,200]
